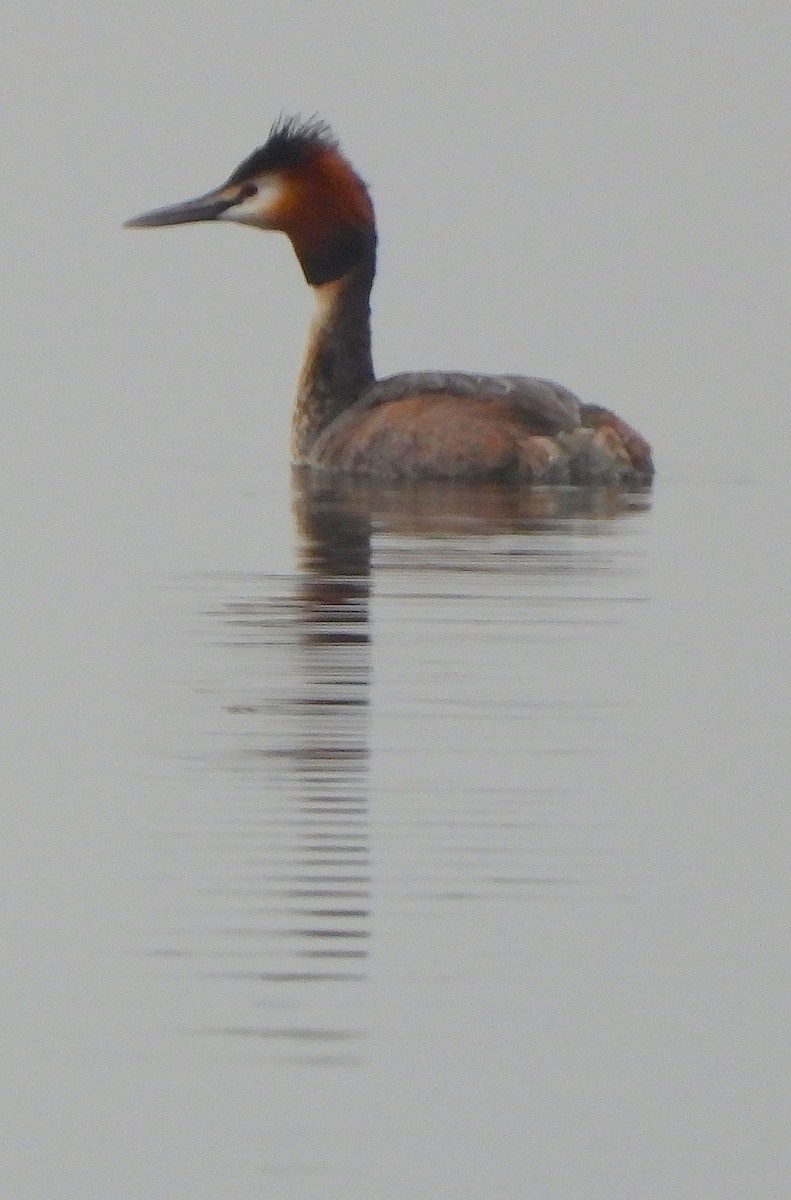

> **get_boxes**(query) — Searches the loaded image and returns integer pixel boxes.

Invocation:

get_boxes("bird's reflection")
[170,474,649,1060]
[293,469,651,538]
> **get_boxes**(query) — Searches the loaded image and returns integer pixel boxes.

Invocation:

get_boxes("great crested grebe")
[126,116,653,486]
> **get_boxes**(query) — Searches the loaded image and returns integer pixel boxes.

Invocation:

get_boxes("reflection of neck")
[291,244,376,461]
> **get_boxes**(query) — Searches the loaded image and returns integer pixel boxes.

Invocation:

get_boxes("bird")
[126,116,653,486]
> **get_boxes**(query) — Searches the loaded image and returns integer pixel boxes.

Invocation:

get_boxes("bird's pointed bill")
[124,189,238,228]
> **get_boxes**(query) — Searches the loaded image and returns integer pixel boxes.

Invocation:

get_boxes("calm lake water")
[6,453,788,1199]
[4,3,789,1194]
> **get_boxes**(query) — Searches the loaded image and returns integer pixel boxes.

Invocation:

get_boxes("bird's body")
[126,117,653,486]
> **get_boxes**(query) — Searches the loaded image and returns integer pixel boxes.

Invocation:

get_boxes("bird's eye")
[237,182,258,200]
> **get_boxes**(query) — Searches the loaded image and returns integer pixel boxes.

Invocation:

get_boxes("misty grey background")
[2,3,789,1198]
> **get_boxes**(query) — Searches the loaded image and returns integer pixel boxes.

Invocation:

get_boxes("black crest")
[226,115,339,184]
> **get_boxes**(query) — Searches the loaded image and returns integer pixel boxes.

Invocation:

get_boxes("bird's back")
[306,371,653,485]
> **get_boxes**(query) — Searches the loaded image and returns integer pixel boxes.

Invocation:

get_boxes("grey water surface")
[105,475,791,1196]
[5,434,789,1199]
[4,4,790,1196]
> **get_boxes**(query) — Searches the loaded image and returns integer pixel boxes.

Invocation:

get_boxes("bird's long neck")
[291,238,376,461]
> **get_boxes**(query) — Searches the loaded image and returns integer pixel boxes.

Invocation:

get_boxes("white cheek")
[220,176,284,223]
